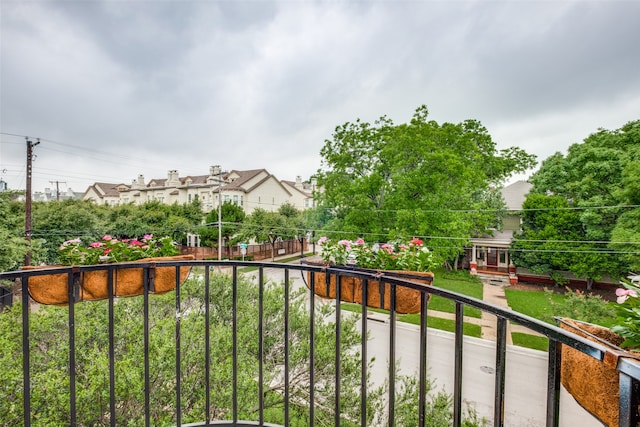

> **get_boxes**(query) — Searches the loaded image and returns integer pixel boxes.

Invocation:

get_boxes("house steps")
[477,273,511,287]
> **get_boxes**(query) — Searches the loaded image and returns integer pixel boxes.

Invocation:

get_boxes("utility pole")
[25,138,40,266]
[49,180,66,201]
[217,167,223,260]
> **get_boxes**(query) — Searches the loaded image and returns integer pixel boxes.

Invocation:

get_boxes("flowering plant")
[317,237,434,272]
[58,234,180,266]
[611,273,640,351]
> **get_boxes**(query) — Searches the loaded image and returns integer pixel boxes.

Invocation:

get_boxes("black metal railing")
[1,260,639,426]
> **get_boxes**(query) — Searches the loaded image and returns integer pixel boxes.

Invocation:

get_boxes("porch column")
[470,244,478,275]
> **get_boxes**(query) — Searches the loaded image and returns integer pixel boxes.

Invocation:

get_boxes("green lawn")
[339,268,485,337]
[505,287,616,326]
[511,332,549,352]
[428,269,483,318]
[504,288,564,325]
[402,313,482,337]
[505,286,617,351]
[340,303,482,338]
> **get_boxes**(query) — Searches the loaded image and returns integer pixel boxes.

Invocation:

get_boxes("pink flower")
[318,236,328,244]
[337,240,351,250]
[355,238,365,246]
[143,234,153,240]
[102,235,113,241]
[61,238,81,247]
[616,288,638,304]
[410,237,423,246]
[90,242,103,248]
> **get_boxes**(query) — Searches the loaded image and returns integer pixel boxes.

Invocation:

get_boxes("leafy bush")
[544,287,615,324]
[1,270,489,425]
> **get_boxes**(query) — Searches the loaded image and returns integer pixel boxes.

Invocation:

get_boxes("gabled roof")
[501,181,532,211]
[281,180,312,197]
[148,178,167,187]
[222,169,293,196]
[181,175,209,185]
[224,169,266,187]
[85,182,122,199]
[222,169,266,191]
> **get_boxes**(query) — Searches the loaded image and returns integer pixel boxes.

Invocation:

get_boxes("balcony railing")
[1,259,639,426]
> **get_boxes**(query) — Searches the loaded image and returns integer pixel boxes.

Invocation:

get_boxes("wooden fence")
[179,239,309,261]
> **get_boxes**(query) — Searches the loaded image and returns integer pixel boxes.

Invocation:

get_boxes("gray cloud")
[1,0,639,193]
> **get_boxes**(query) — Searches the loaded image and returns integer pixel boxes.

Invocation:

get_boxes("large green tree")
[316,105,536,264]
[524,119,640,283]
[199,201,246,249]
[511,194,620,288]
[32,199,108,263]
[239,208,297,261]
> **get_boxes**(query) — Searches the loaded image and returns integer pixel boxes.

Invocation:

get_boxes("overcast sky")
[1,0,639,194]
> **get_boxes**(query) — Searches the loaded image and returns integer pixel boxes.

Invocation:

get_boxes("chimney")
[167,170,179,185]
[132,174,146,189]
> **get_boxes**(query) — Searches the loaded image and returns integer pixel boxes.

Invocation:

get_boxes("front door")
[486,247,498,267]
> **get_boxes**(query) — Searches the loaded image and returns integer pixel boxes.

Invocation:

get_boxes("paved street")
[243,262,601,427]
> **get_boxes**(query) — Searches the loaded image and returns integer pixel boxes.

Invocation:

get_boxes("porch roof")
[470,229,514,247]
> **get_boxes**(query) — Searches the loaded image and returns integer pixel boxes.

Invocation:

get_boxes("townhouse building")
[82,166,316,214]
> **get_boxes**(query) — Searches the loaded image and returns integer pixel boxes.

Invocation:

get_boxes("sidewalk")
[480,277,514,343]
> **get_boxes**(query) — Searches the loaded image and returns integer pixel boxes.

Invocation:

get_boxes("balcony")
[1,259,639,426]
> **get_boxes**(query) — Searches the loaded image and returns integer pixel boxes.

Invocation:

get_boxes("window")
[233,195,238,205]
[499,249,507,264]
[224,195,230,203]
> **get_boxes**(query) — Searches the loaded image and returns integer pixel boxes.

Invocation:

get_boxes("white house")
[468,180,532,273]
[281,176,317,210]
[83,182,124,206]
[82,166,316,214]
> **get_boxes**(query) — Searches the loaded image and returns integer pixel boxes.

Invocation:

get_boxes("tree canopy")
[515,119,640,285]
[238,205,307,261]
[198,201,246,248]
[0,199,208,267]
[315,105,536,264]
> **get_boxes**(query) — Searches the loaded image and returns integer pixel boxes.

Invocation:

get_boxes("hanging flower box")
[558,318,640,427]
[22,255,195,305]
[304,237,435,314]
[302,260,433,314]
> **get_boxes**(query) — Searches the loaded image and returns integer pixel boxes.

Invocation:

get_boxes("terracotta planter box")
[558,318,640,427]
[22,255,194,305]
[303,262,433,314]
